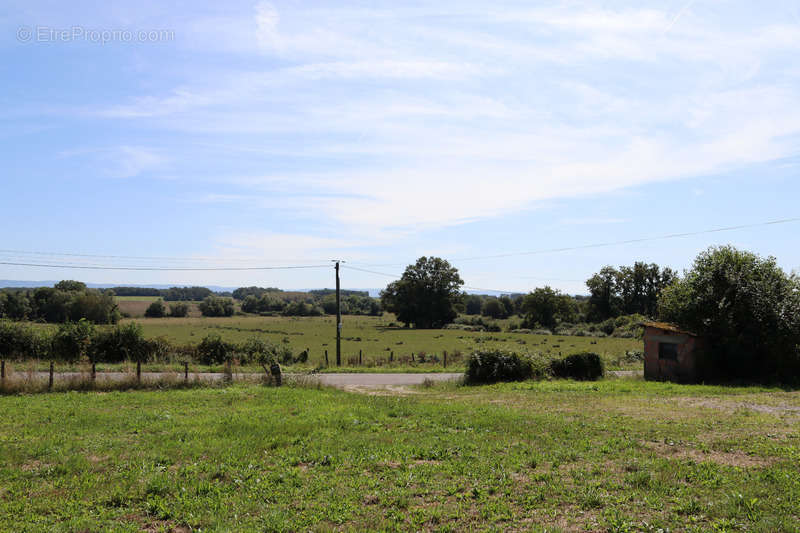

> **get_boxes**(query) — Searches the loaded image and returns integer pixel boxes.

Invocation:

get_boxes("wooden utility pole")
[334,260,343,366]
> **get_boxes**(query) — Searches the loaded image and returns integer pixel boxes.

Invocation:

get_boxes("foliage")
[90,322,153,363]
[144,299,167,318]
[381,256,464,328]
[162,286,213,301]
[465,350,537,384]
[658,245,800,381]
[0,282,119,324]
[168,301,189,317]
[0,320,50,360]
[198,296,235,317]
[197,334,234,365]
[549,352,605,380]
[586,263,676,321]
[51,319,95,362]
[240,336,294,369]
[521,286,577,329]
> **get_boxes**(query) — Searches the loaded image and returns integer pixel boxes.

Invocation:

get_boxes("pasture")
[115,297,202,318]
[125,315,643,370]
[1,378,798,531]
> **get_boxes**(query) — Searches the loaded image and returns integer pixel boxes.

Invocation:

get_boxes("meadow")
[123,315,643,371]
[1,378,798,531]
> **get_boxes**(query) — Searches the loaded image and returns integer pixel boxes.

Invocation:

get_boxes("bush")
[52,319,95,363]
[145,299,166,318]
[465,350,534,384]
[549,352,604,381]
[90,323,153,363]
[197,334,233,364]
[169,302,189,317]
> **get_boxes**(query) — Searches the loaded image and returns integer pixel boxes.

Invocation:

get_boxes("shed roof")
[641,321,698,336]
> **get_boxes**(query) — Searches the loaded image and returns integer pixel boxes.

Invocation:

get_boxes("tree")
[481,298,508,319]
[380,257,464,328]
[659,246,800,381]
[145,299,167,318]
[169,302,189,317]
[54,280,87,292]
[521,286,575,329]
[51,319,95,363]
[464,294,483,315]
[198,296,235,317]
[586,266,621,322]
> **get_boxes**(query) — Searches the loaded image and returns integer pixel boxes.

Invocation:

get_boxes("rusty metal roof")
[641,321,698,336]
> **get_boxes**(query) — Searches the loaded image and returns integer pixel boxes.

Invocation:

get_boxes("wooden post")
[184,361,189,382]
[325,350,329,366]
[48,361,54,390]
[359,349,362,365]
[443,351,447,368]
[91,362,96,382]
[390,351,393,363]
[1,360,4,380]
[411,352,415,363]
[136,361,141,383]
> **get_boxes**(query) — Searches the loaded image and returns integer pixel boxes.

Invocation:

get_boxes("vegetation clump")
[549,352,604,381]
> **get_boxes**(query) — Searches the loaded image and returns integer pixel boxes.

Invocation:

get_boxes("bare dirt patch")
[642,440,773,467]
[342,385,418,396]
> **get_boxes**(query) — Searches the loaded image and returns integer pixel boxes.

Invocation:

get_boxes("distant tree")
[198,296,235,317]
[54,280,87,292]
[380,257,464,328]
[586,266,621,322]
[169,302,189,317]
[521,286,575,329]
[464,294,483,315]
[145,299,167,318]
[481,298,508,319]
[659,246,800,381]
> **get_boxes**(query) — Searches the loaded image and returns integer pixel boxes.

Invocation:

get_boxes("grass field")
[123,315,643,370]
[115,297,202,318]
[1,378,798,531]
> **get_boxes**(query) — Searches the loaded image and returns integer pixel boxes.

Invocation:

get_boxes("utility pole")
[333,260,344,366]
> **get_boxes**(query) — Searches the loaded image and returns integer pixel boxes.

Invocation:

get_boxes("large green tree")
[380,257,464,328]
[521,286,576,329]
[658,246,800,381]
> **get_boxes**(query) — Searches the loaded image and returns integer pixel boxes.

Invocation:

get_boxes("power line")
[346,216,800,267]
[0,249,328,264]
[451,216,800,262]
[0,261,331,272]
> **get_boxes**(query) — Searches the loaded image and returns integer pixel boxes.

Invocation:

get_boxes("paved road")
[8,370,639,388]
[7,371,464,387]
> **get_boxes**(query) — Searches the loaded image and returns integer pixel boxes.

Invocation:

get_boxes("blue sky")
[1,1,798,294]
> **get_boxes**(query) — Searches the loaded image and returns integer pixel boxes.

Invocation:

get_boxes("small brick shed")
[643,321,705,383]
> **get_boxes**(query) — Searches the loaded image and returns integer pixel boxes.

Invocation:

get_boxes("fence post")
[443,351,447,368]
[325,350,329,366]
[184,361,189,382]
[1,360,4,381]
[48,361,54,390]
[91,362,96,382]
[136,361,141,383]
[390,351,393,363]
[359,349,362,365]
[411,352,415,363]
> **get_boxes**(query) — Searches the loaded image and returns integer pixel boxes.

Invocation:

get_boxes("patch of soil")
[642,440,774,467]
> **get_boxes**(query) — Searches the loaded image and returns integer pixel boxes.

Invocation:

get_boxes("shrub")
[197,334,233,365]
[169,302,189,317]
[52,319,95,363]
[549,352,604,381]
[465,350,534,384]
[90,323,155,363]
[145,299,166,318]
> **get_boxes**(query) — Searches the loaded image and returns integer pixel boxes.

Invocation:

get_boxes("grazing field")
[125,315,643,370]
[115,297,201,318]
[1,379,798,531]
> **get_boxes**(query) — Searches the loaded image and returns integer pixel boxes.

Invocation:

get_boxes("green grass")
[120,315,642,370]
[1,378,798,531]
